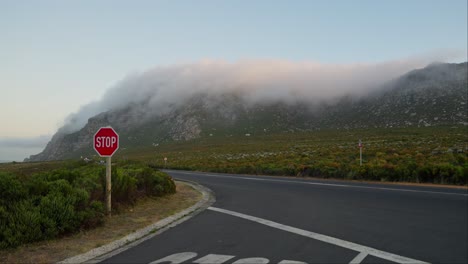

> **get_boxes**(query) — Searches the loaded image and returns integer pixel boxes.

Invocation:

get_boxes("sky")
[0,0,467,161]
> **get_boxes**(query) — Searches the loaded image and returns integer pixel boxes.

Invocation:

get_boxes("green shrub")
[0,172,26,207]
[137,168,176,197]
[0,162,175,249]
[0,200,43,248]
[78,201,105,228]
[112,168,138,207]
[40,193,77,233]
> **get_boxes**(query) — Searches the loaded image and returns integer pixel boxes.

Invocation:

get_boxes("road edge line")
[57,180,215,264]
[171,171,467,197]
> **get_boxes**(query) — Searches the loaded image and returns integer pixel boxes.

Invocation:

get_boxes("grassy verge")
[113,126,468,186]
[0,181,200,264]
[0,160,69,176]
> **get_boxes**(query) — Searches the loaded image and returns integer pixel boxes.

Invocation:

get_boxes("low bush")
[0,162,175,249]
[143,127,467,186]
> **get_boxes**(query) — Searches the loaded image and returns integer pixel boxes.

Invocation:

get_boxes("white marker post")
[359,139,363,166]
[164,157,167,168]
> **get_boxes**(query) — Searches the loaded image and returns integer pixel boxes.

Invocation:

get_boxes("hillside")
[26,62,467,162]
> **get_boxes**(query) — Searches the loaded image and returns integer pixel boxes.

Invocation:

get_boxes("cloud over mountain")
[62,53,461,133]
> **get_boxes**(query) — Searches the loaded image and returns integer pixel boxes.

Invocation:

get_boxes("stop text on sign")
[95,136,117,148]
[93,127,119,157]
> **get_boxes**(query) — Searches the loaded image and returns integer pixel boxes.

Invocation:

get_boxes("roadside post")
[93,127,119,216]
[164,157,167,168]
[359,139,363,166]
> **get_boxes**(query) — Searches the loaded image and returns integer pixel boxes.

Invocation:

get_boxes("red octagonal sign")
[94,127,119,157]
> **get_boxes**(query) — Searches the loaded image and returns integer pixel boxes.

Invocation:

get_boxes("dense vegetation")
[0,161,175,249]
[2,127,465,249]
[118,126,467,185]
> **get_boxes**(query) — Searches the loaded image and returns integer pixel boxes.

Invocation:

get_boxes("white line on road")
[208,206,430,264]
[149,252,198,264]
[349,251,368,264]
[150,253,306,264]
[171,171,468,197]
[193,253,235,264]
[232,257,270,264]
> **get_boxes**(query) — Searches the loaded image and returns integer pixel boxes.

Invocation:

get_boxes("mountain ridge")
[26,62,467,162]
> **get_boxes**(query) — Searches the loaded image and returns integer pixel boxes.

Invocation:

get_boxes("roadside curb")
[58,180,215,264]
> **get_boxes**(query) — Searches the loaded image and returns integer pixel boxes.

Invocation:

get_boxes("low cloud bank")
[61,52,463,133]
[0,135,51,161]
[0,135,51,148]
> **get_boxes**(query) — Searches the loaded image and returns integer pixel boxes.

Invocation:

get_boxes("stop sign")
[94,127,119,157]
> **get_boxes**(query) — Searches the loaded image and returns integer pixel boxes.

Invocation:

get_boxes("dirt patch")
[0,182,201,264]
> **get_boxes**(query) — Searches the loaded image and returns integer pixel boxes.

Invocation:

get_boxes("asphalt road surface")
[101,171,468,264]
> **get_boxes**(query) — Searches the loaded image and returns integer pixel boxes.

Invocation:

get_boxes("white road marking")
[232,257,270,263]
[150,253,305,264]
[349,251,368,264]
[171,171,467,197]
[149,252,198,264]
[193,253,235,263]
[208,207,429,264]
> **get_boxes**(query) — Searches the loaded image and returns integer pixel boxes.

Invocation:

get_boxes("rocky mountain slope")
[27,62,467,161]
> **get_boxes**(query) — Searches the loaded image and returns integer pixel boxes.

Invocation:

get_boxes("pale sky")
[0,0,467,161]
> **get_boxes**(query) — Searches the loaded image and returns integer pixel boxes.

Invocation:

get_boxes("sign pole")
[106,156,112,216]
[93,126,119,217]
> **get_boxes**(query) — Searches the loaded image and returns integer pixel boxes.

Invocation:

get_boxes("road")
[102,170,468,264]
